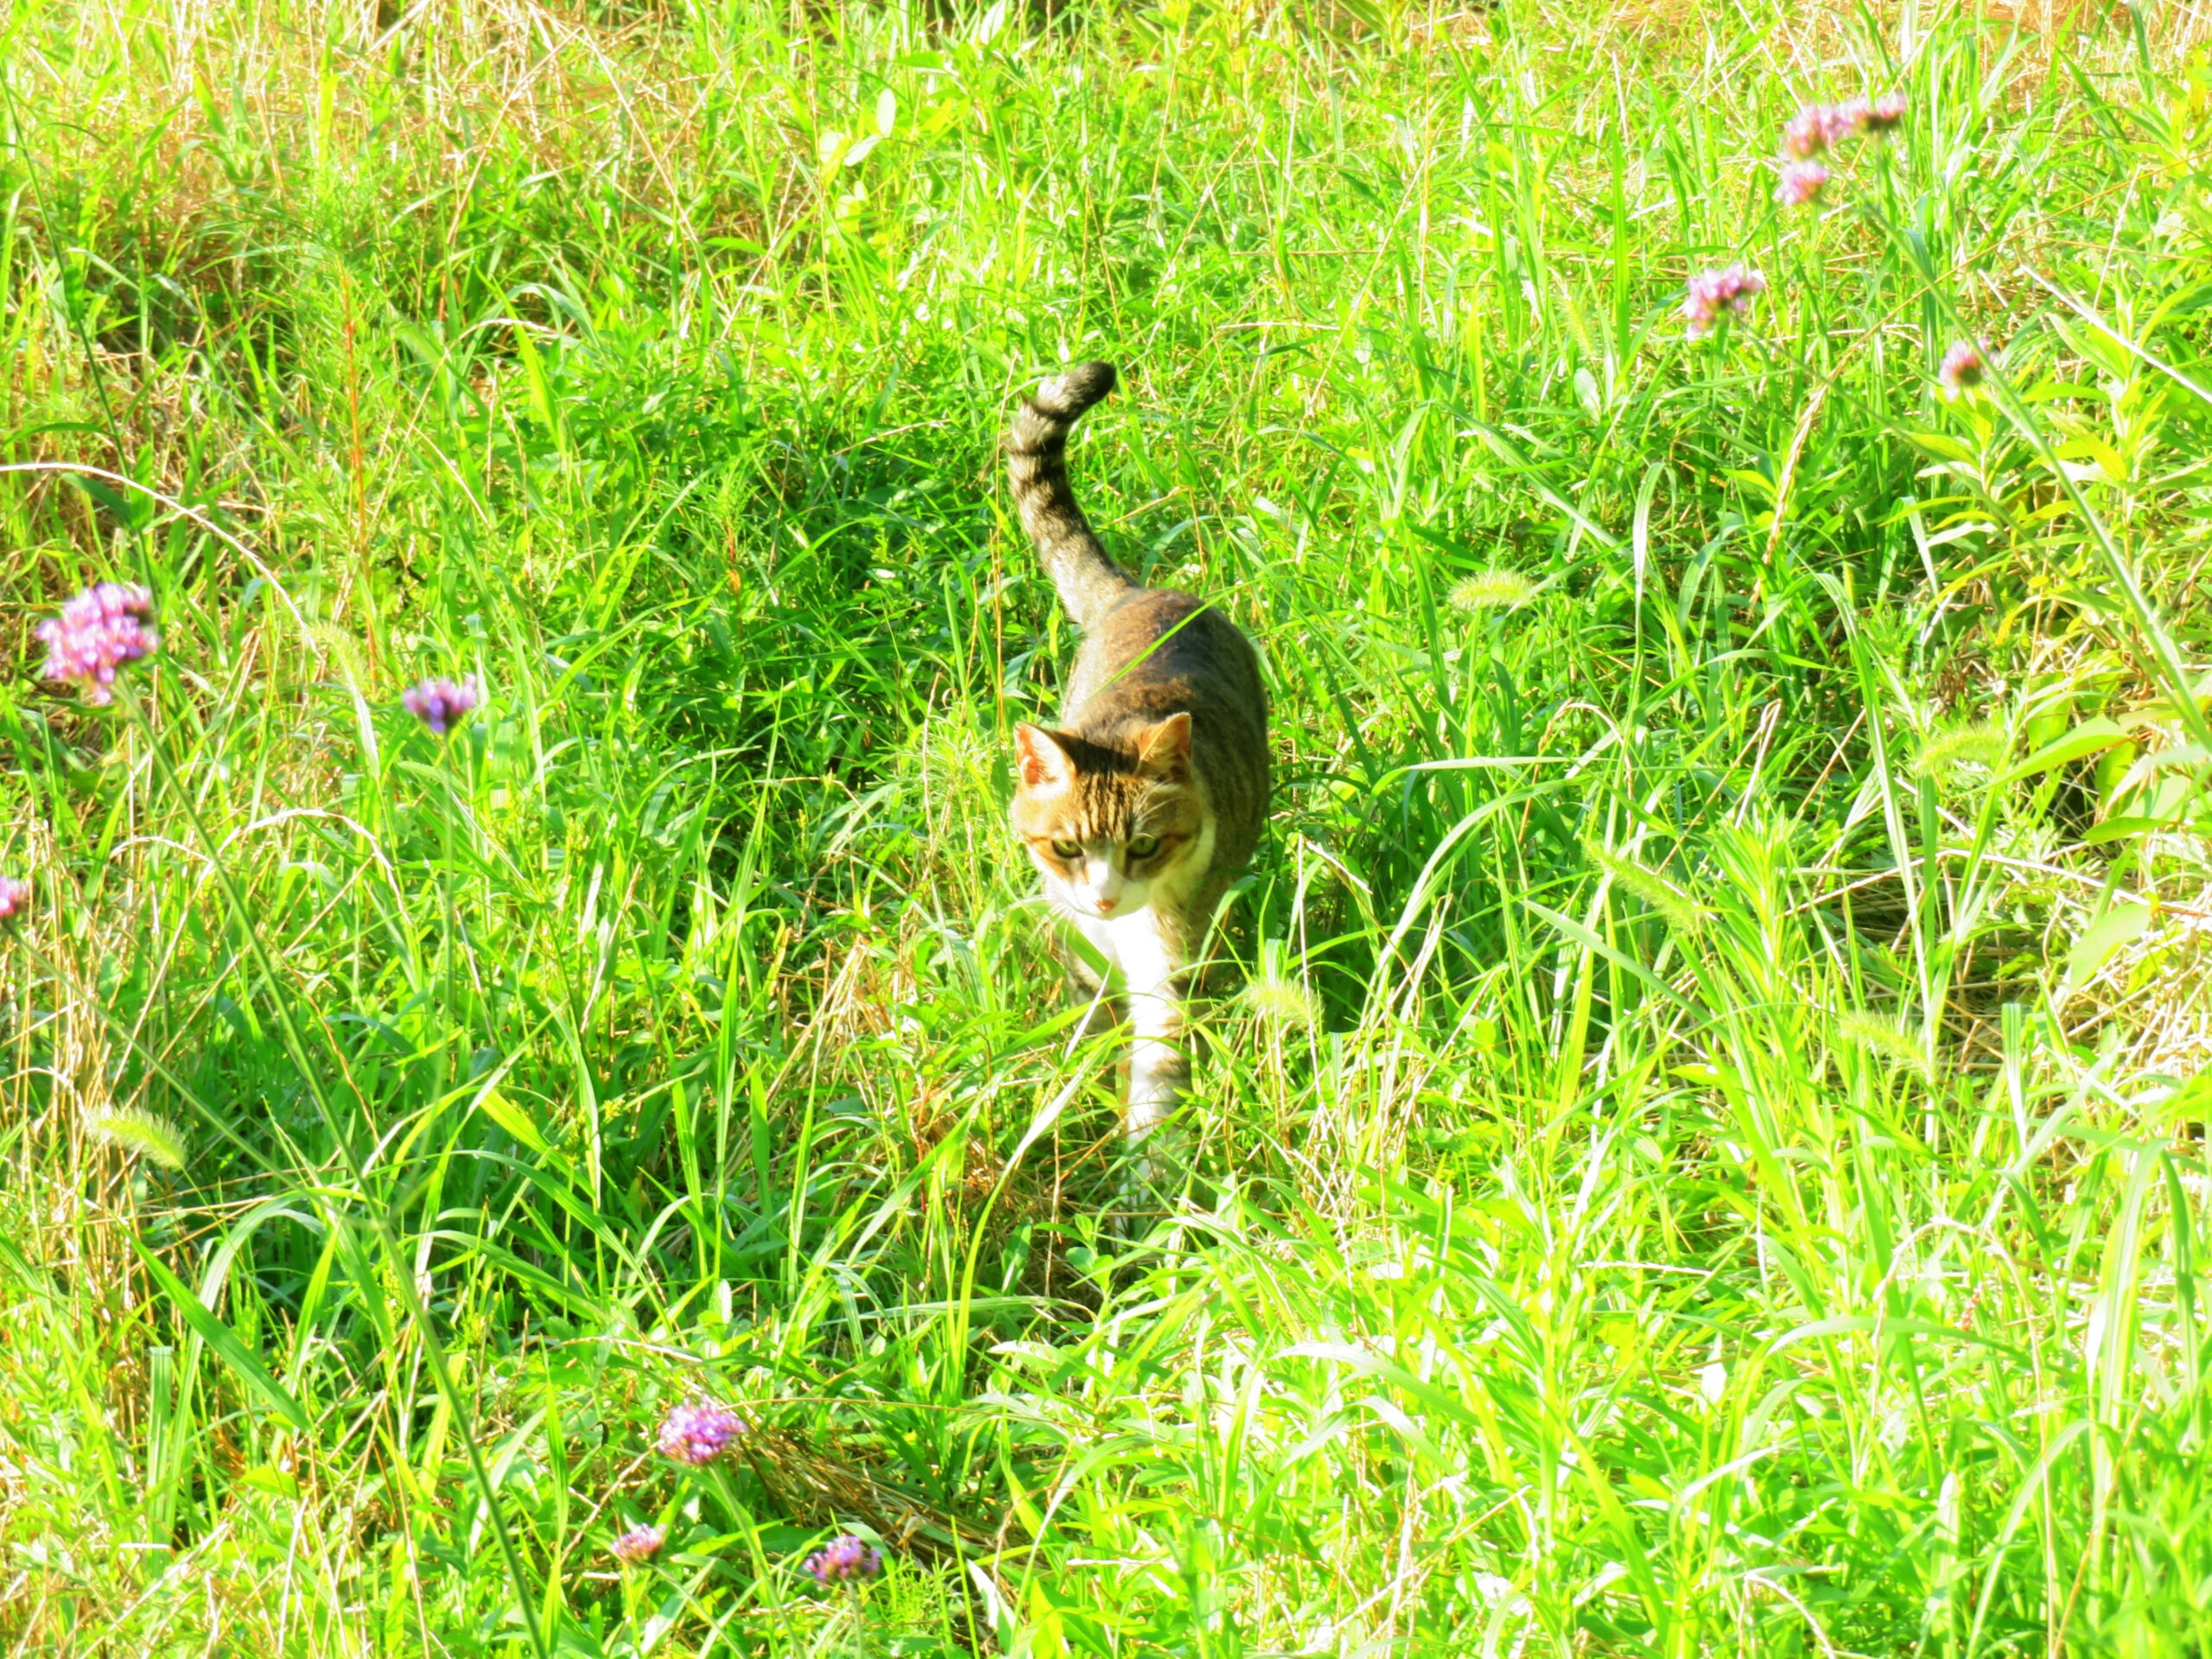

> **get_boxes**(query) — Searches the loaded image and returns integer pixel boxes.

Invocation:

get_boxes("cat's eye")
[1126,834,1160,860]
[1049,838,1083,859]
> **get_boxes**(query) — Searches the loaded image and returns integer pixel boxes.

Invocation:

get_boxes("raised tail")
[1007,361,1135,630]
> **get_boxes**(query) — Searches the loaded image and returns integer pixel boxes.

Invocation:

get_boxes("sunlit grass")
[3,0,2210,1654]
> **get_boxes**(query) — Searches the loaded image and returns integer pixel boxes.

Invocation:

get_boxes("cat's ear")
[1135,712,1192,779]
[1014,724,1075,791]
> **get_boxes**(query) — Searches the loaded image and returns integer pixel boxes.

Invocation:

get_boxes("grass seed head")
[1914,720,2008,782]
[1584,842,1702,935]
[1836,1011,1932,1078]
[1447,569,1537,613]
[83,1106,188,1172]
[1241,974,1319,1030]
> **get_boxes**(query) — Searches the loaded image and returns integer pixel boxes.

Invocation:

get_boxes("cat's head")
[1010,715,1205,918]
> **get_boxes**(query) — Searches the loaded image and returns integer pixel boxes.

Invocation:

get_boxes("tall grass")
[3,0,2210,1652]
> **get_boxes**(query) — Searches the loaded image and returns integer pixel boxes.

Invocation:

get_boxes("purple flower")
[1828,97,1870,138]
[610,1524,664,1563]
[36,582,157,704]
[1940,340,1987,396]
[1782,105,1834,157]
[656,1400,745,1466]
[1785,98,1897,155]
[1861,92,1907,133]
[1774,162,1828,208]
[1681,265,1767,338]
[401,676,480,736]
[804,1534,883,1586]
[0,876,29,925]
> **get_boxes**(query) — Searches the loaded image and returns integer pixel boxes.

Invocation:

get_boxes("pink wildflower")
[610,1524,664,1563]
[1782,104,1834,157]
[0,876,29,925]
[804,1534,883,1586]
[1939,340,1986,397]
[401,676,480,736]
[1785,96,1901,154]
[656,1401,745,1466]
[1774,162,1829,208]
[36,582,157,704]
[1861,92,1907,133]
[1682,265,1766,338]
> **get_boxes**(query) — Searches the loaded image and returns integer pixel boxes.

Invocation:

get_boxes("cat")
[1004,361,1269,1157]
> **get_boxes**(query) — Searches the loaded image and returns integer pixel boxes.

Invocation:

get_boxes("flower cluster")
[402,676,480,736]
[656,1401,747,1466]
[1681,265,1766,337]
[1773,93,1904,210]
[1857,92,1909,133]
[629,1401,892,1589]
[1781,104,1848,158]
[37,582,157,704]
[804,1534,883,1586]
[1940,340,1986,397]
[1782,93,1905,159]
[0,875,29,925]
[1773,161,1828,208]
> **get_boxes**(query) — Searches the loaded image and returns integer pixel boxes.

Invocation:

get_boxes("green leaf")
[2005,716,2131,783]
[2082,813,2186,847]
[1898,429,1978,463]
[475,1086,551,1155]
[133,1241,310,1432]
[2064,900,2154,998]
[63,470,153,531]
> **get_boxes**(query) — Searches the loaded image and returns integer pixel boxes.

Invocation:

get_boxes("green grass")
[3,0,2211,1652]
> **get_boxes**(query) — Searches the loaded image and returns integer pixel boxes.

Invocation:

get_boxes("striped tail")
[1007,361,1135,630]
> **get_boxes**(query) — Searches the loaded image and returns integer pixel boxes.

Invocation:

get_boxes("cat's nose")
[1096,895,1118,913]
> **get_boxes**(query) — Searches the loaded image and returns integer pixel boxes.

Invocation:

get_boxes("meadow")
[3,0,2211,1652]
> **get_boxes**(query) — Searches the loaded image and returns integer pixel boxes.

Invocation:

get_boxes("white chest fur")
[1076,904,1180,1000]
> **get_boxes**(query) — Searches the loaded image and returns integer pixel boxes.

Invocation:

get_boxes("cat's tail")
[1007,361,1135,630]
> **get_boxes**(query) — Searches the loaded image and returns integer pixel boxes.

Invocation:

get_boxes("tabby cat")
[1005,362,1269,1151]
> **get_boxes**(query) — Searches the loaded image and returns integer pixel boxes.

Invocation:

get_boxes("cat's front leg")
[1125,1013,1188,1144]
[1116,913,1189,1147]
[1118,974,1188,1234]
